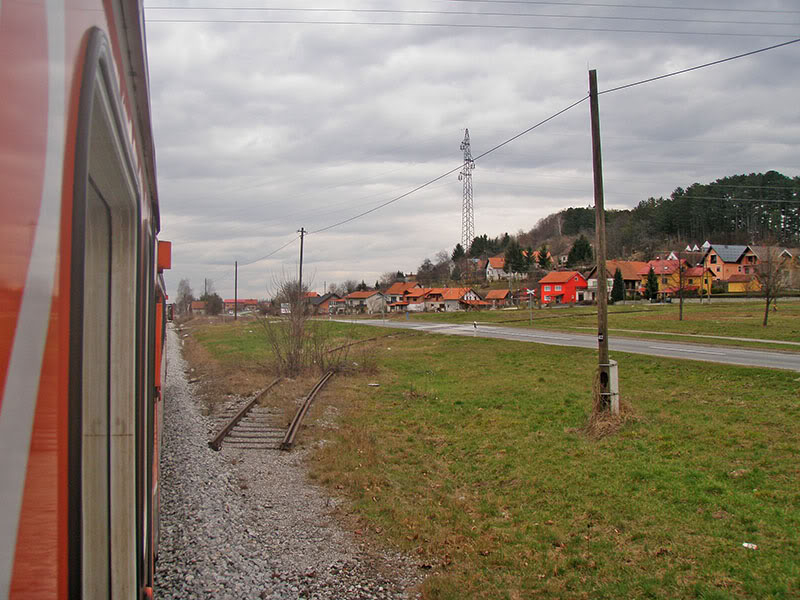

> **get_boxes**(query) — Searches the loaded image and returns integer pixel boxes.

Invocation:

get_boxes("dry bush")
[583,368,639,439]
[259,277,376,377]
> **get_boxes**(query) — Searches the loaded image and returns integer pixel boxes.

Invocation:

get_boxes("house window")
[710,255,717,264]
[662,277,668,284]
[738,266,742,272]
[688,278,694,284]
[555,285,562,291]
[544,295,550,301]
[716,267,720,273]
[544,285,551,291]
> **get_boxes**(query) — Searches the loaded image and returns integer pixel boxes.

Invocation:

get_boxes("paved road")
[343,319,800,372]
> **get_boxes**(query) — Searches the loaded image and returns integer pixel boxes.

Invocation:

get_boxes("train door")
[70,30,140,599]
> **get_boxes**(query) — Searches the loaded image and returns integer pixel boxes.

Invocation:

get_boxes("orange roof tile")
[538,271,586,284]
[485,289,510,299]
[601,260,650,281]
[346,290,382,299]
[442,287,472,300]
[385,281,420,295]
[488,256,505,269]
[638,259,687,276]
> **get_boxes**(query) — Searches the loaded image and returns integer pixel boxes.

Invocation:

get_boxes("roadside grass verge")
[384,301,800,350]
[309,331,800,599]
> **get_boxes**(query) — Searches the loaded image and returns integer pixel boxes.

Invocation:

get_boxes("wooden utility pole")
[298,227,306,302]
[234,261,238,321]
[589,69,611,410]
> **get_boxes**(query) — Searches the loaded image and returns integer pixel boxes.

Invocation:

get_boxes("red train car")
[1,2,169,598]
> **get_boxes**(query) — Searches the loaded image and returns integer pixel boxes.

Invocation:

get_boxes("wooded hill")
[481,171,800,262]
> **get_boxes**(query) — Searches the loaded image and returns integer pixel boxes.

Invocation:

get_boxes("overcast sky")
[143,1,800,300]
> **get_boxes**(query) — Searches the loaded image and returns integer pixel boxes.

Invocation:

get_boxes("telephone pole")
[234,261,238,321]
[459,129,475,254]
[298,227,306,300]
[589,69,614,413]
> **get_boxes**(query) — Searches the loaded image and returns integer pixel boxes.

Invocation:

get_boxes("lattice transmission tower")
[459,128,476,253]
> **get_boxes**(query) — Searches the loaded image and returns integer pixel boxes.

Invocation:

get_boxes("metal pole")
[234,261,238,321]
[589,69,611,411]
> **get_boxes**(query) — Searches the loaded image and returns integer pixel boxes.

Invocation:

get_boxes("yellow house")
[726,273,762,294]
[685,266,714,296]
[639,260,712,297]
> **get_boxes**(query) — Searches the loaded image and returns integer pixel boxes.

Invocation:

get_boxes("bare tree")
[755,246,789,326]
[176,278,194,315]
[259,276,314,376]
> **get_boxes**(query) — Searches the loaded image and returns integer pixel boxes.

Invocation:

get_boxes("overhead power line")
[196,35,798,270]
[144,6,798,27]
[599,37,800,94]
[238,234,301,267]
[442,0,800,14]
[145,18,798,38]
[307,37,799,236]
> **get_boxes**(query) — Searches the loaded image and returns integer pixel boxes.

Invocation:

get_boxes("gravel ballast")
[155,327,422,599]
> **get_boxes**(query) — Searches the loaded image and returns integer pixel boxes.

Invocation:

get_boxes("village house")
[485,256,508,281]
[702,244,759,280]
[190,300,206,315]
[725,273,762,294]
[329,297,347,314]
[422,288,448,312]
[443,287,485,311]
[403,287,429,312]
[637,260,713,298]
[345,290,386,314]
[485,289,511,308]
[309,292,340,315]
[538,271,588,304]
[384,281,421,302]
[585,260,649,301]
[682,266,715,297]
[223,298,259,313]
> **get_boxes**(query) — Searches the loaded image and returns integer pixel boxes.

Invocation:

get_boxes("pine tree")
[645,266,659,300]
[611,268,625,303]
[567,235,593,267]
[537,244,551,269]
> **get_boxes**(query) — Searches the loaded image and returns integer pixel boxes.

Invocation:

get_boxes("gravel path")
[155,326,423,599]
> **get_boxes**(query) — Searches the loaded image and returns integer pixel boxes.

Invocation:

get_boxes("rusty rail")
[280,370,335,451]
[208,378,281,451]
[326,331,409,354]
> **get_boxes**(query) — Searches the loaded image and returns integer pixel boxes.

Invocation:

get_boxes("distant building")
[538,271,588,304]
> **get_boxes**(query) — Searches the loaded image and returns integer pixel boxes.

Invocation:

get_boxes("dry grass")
[183,319,800,599]
[582,369,641,439]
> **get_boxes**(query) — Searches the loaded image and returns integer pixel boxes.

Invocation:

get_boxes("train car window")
[71,28,140,600]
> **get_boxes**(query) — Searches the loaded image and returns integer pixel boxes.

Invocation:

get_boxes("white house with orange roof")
[345,290,386,314]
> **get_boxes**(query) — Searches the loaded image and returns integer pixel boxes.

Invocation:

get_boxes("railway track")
[209,371,334,451]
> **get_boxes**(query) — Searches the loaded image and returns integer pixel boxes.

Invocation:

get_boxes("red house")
[538,271,588,304]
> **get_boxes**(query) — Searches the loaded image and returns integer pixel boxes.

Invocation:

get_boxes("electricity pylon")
[459,129,475,254]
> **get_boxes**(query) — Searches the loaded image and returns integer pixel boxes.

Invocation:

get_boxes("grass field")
[184,317,800,599]
[371,301,800,350]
